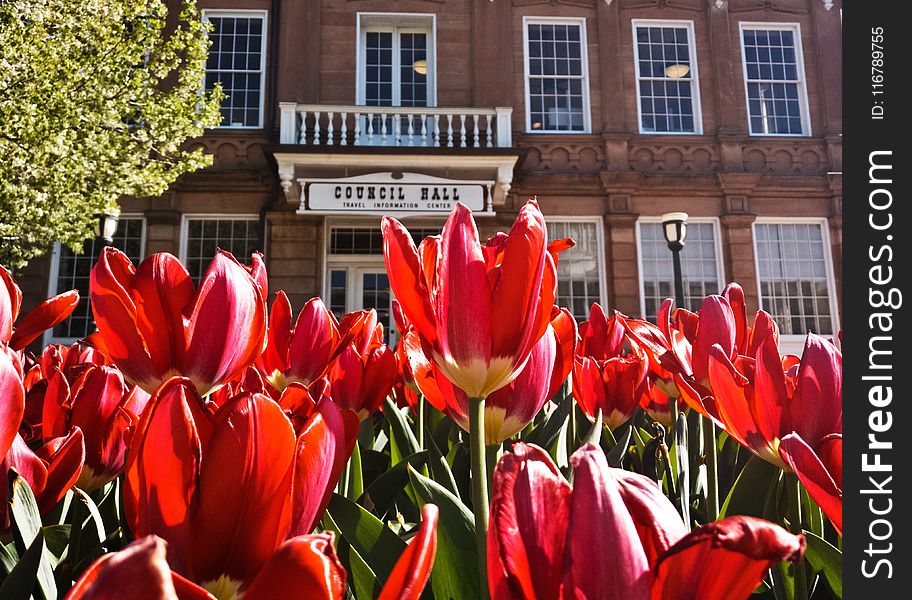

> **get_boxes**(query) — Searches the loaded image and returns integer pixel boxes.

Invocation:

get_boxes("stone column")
[719,214,759,314]
[143,209,182,255]
[266,212,322,307]
[604,209,641,316]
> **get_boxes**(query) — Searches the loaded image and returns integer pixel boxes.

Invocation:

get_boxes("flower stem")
[468,395,490,598]
[416,394,426,449]
[701,417,719,520]
[788,472,809,600]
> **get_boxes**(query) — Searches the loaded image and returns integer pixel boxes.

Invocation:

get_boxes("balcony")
[278,103,513,148]
[271,103,519,216]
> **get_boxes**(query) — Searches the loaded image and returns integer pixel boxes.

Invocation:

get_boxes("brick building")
[23,0,842,355]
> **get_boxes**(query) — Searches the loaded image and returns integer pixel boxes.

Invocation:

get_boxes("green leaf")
[358,451,429,520]
[385,398,421,465]
[327,493,407,586]
[804,531,842,598]
[408,466,480,600]
[40,524,71,566]
[322,509,380,600]
[425,426,461,500]
[345,442,364,500]
[606,425,632,468]
[673,412,691,527]
[719,455,780,519]
[0,542,18,575]
[527,393,572,449]
[580,409,603,447]
[8,471,57,600]
[0,530,45,600]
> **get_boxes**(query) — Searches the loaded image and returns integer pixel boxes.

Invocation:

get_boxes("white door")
[328,265,396,345]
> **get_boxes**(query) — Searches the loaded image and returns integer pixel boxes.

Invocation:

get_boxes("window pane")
[548,221,602,321]
[184,218,262,283]
[205,15,266,127]
[741,26,805,134]
[638,222,720,322]
[526,22,587,132]
[634,24,697,133]
[754,223,832,334]
[52,218,145,339]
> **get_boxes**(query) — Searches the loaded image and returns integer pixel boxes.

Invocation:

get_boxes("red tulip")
[65,536,216,600]
[257,293,345,391]
[90,248,267,396]
[124,377,355,586]
[70,504,439,600]
[488,442,805,600]
[2,264,79,351]
[708,333,842,532]
[2,429,85,529]
[382,200,557,399]
[405,308,576,444]
[572,304,649,429]
[0,347,25,463]
[35,364,150,491]
[324,309,398,419]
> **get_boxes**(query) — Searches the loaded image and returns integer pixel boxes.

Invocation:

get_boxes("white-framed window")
[752,220,839,346]
[324,221,442,344]
[632,20,702,134]
[636,218,724,322]
[547,219,606,321]
[356,13,436,107]
[523,17,591,133]
[45,216,146,345]
[203,10,268,128]
[739,22,810,136]
[180,215,263,283]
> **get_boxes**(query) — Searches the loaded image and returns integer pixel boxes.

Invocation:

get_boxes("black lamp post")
[93,209,121,248]
[661,212,689,310]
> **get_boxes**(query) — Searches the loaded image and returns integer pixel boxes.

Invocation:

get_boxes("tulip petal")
[287,297,340,386]
[693,296,736,388]
[184,251,268,396]
[650,516,805,600]
[722,283,748,352]
[65,536,186,600]
[242,533,346,600]
[488,443,570,600]
[40,427,86,514]
[435,203,495,393]
[124,378,201,572]
[259,291,293,381]
[490,201,548,363]
[69,366,128,478]
[1,434,48,529]
[780,433,842,534]
[382,217,438,344]
[192,393,296,583]
[752,333,789,444]
[378,504,439,600]
[1,349,26,459]
[612,470,688,565]
[290,396,355,536]
[791,335,842,446]
[1,266,22,342]
[564,444,651,600]
[9,290,80,350]
[90,248,161,391]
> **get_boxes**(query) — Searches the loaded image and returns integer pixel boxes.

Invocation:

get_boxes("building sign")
[300,172,490,215]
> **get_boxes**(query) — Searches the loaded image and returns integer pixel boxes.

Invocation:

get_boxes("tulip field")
[0,200,842,599]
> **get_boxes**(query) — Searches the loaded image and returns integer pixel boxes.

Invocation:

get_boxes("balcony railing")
[279,103,513,149]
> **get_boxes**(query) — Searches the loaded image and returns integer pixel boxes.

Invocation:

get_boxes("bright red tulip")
[124,377,355,586]
[572,304,649,429]
[2,428,85,529]
[324,309,398,419]
[0,347,25,464]
[256,293,345,391]
[2,264,79,351]
[383,200,557,399]
[35,363,150,491]
[708,333,843,533]
[405,308,576,444]
[488,442,805,600]
[90,248,267,396]
[378,503,439,600]
[65,536,216,600]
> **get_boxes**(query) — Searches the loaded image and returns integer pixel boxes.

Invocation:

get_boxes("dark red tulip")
[405,308,576,444]
[488,443,805,600]
[90,248,267,395]
[572,304,649,429]
[124,377,355,586]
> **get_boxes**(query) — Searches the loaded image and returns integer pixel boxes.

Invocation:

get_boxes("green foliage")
[0,0,223,267]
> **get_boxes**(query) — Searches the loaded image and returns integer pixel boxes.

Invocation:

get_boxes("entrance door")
[328,265,396,344]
